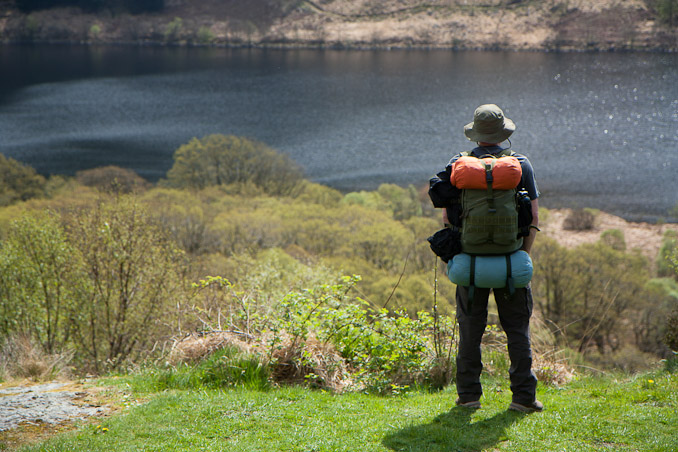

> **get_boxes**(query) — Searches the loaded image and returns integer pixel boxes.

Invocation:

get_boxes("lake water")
[1,44,677,221]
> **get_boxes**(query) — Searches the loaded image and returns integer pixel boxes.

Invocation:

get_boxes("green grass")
[16,371,678,452]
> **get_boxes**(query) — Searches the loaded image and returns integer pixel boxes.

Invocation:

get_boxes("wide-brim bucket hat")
[464,104,515,143]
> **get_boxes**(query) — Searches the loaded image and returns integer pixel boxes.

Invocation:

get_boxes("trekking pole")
[433,253,441,358]
[382,250,410,310]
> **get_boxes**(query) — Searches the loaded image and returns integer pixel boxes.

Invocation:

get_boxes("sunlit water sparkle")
[0,45,676,221]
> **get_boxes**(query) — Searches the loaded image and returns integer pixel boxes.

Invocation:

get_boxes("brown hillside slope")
[544,209,678,266]
[0,0,676,50]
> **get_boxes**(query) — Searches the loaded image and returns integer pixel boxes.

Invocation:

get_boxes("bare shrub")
[533,351,575,385]
[587,346,660,373]
[563,208,597,231]
[167,331,253,365]
[269,334,350,392]
[0,334,72,381]
[530,316,575,385]
[426,356,456,390]
[168,331,351,392]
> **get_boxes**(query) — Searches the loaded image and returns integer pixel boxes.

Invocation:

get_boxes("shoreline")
[2,38,677,54]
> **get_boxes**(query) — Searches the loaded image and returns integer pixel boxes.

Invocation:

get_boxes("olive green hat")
[464,104,515,143]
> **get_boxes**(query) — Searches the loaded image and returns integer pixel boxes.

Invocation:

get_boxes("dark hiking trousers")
[455,284,538,405]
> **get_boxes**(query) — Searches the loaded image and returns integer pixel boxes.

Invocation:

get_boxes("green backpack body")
[458,150,523,255]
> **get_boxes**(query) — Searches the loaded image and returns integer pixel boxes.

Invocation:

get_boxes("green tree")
[377,184,423,220]
[164,135,303,196]
[16,0,164,13]
[600,228,626,251]
[164,17,183,43]
[655,0,678,27]
[531,236,578,332]
[295,182,343,207]
[342,190,388,212]
[569,243,648,353]
[0,153,46,206]
[657,230,678,278]
[0,212,85,354]
[70,196,185,371]
[532,237,650,354]
[663,243,678,351]
[637,279,676,355]
[402,216,440,272]
[141,188,215,254]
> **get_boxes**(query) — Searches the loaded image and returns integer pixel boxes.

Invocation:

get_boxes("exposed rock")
[0,382,107,432]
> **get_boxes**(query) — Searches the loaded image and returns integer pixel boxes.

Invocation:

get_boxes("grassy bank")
[13,370,678,452]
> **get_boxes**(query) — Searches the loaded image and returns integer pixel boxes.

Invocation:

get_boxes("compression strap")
[505,254,515,295]
[468,255,476,312]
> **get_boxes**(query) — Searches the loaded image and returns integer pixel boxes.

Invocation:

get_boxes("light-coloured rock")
[0,382,106,432]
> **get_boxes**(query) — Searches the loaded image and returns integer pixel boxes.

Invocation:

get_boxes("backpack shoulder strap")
[507,150,526,190]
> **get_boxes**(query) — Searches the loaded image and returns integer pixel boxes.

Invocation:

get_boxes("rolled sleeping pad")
[446,250,533,288]
[450,155,522,189]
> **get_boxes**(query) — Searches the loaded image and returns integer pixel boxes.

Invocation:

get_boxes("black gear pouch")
[428,170,461,208]
[516,190,533,237]
[427,227,462,263]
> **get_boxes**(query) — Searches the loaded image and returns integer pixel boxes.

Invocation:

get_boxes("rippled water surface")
[1,45,676,220]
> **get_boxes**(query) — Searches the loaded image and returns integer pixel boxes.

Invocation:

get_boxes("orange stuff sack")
[450,156,522,189]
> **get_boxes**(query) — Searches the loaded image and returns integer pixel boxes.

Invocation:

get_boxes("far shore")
[1,0,677,53]
[2,39,678,53]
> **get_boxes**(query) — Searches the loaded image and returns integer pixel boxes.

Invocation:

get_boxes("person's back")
[433,104,543,413]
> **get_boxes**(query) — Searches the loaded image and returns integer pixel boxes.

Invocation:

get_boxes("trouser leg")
[494,285,538,405]
[455,285,489,402]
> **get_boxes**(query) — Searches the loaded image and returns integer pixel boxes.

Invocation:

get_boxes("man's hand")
[521,199,539,254]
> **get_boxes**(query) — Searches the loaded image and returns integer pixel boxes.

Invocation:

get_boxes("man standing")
[439,104,542,413]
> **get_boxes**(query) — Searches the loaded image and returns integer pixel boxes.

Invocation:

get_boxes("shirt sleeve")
[519,156,540,200]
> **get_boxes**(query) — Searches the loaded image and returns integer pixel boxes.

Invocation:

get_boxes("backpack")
[451,149,523,255]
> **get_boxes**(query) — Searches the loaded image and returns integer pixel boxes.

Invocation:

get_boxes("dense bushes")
[70,197,186,371]
[1,135,676,384]
[653,0,678,27]
[15,0,164,14]
[0,212,82,354]
[562,208,597,231]
[657,230,678,278]
[662,238,678,351]
[0,197,186,372]
[0,178,441,376]
[177,274,457,393]
[0,153,46,206]
[531,235,675,361]
[163,135,304,196]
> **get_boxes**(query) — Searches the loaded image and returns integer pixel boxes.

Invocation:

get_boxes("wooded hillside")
[1,0,677,51]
